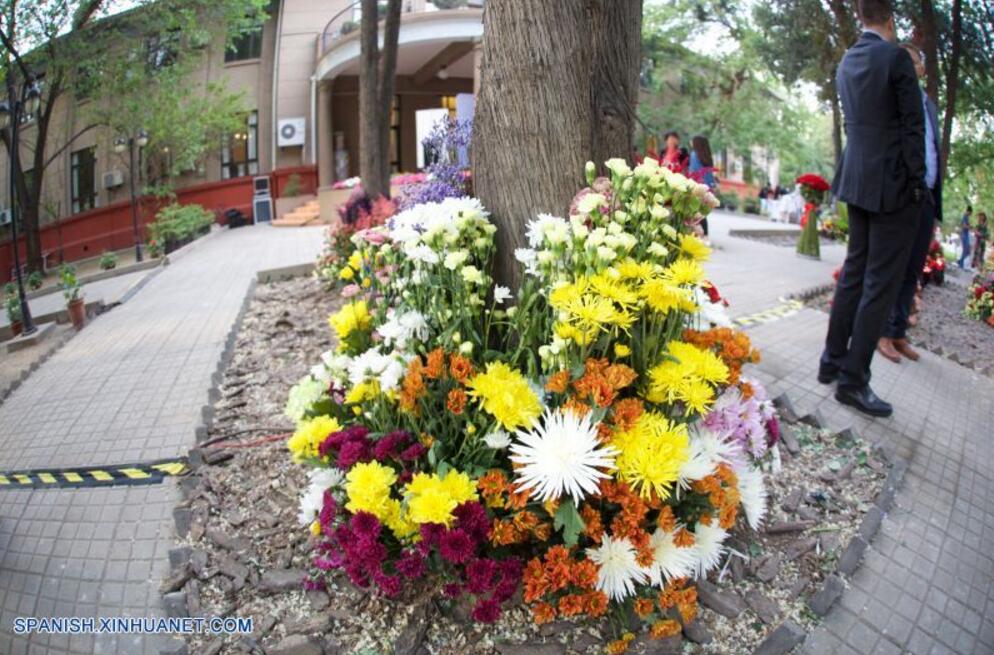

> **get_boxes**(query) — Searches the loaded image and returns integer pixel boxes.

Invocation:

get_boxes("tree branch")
[43,123,102,170]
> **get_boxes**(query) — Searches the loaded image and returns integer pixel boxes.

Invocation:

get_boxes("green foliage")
[553,498,585,547]
[743,196,760,214]
[283,173,303,198]
[3,284,22,323]
[58,265,82,303]
[27,271,44,290]
[99,251,118,270]
[148,203,214,245]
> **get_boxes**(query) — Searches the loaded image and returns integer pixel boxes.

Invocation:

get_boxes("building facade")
[1,0,483,281]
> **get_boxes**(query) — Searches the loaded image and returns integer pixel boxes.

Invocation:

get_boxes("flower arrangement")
[397,118,473,209]
[286,157,778,648]
[964,272,994,327]
[796,173,829,259]
[317,196,397,288]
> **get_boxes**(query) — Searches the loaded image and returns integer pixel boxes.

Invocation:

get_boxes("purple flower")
[350,511,382,538]
[439,528,474,564]
[452,501,490,544]
[442,583,463,598]
[471,598,501,623]
[372,430,410,461]
[395,549,427,579]
[399,443,426,462]
[419,523,445,546]
[319,491,337,533]
[766,416,780,446]
[374,571,402,598]
[336,439,372,469]
[464,558,497,594]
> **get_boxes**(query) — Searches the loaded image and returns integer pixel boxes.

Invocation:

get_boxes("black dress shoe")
[835,386,893,418]
[817,368,839,384]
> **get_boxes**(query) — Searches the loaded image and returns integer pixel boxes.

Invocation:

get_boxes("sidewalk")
[0,224,325,655]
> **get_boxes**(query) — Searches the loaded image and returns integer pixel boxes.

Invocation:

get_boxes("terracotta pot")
[67,298,86,330]
[11,320,23,337]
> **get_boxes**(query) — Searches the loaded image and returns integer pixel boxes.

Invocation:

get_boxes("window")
[221,111,259,179]
[389,96,400,173]
[146,32,179,70]
[225,25,263,62]
[71,147,97,214]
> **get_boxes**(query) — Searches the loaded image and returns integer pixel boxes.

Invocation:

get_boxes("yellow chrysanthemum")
[554,321,598,346]
[345,380,380,404]
[549,278,589,310]
[668,341,729,384]
[562,296,635,331]
[339,266,355,281]
[328,300,372,340]
[661,259,705,287]
[645,341,728,411]
[615,259,655,282]
[405,470,479,526]
[641,279,693,315]
[614,343,631,358]
[611,412,689,499]
[382,498,418,539]
[348,250,363,270]
[590,274,640,307]
[344,461,397,518]
[676,378,716,416]
[466,362,542,430]
[287,415,341,462]
[679,234,711,261]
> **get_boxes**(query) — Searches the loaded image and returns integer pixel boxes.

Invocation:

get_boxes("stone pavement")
[0,224,325,655]
[709,213,993,654]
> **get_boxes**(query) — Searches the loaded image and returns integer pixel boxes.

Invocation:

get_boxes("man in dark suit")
[819,0,926,418]
[877,43,942,364]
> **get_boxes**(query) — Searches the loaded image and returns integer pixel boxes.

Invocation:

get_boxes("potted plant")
[146,238,162,259]
[4,283,23,336]
[27,271,44,290]
[99,251,118,270]
[59,265,86,330]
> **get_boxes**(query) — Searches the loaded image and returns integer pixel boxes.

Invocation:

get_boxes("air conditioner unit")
[0,209,10,226]
[103,169,125,189]
[277,118,306,147]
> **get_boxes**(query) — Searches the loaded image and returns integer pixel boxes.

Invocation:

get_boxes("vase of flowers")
[795,173,830,259]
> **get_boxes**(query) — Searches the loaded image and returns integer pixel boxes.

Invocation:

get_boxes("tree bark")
[358,0,384,199]
[916,0,940,101]
[939,0,961,182]
[377,0,401,193]
[473,0,642,290]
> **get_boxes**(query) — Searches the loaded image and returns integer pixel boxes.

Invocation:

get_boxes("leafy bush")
[99,251,118,270]
[718,192,739,211]
[743,197,760,214]
[27,271,43,290]
[148,203,214,249]
[283,173,303,198]
[3,283,21,323]
[432,0,468,8]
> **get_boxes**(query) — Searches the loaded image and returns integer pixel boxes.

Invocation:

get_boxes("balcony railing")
[320,0,483,54]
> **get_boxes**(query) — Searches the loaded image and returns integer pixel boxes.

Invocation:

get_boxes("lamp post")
[0,76,43,337]
[114,128,149,263]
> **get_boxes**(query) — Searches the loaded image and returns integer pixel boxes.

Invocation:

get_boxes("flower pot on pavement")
[67,298,86,330]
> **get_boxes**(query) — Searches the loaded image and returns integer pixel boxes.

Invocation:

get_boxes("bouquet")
[796,173,829,258]
[965,272,994,327]
[286,157,778,650]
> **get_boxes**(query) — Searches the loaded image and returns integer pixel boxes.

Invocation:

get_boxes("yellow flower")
[549,278,589,310]
[645,341,728,412]
[554,321,598,346]
[590,274,640,307]
[614,343,631,358]
[641,279,693,315]
[611,412,689,499]
[562,296,635,332]
[339,266,355,281]
[287,415,341,462]
[466,362,542,430]
[679,234,711,261]
[676,378,715,416]
[345,380,380,404]
[405,470,479,526]
[329,301,372,340]
[615,258,655,281]
[344,461,397,518]
[662,259,705,287]
[309,520,321,536]
[348,250,362,270]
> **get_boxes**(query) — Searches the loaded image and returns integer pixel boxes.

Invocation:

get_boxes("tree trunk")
[939,0,961,182]
[473,0,642,290]
[917,0,940,101]
[358,0,384,199]
[378,0,401,194]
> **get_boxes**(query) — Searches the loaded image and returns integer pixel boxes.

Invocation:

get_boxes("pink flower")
[350,512,382,538]
[396,550,427,579]
[336,439,372,470]
[357,228,386,244]
[399,443,426,462]
[443,583,463,598]
[341,284,361,299]
[471,598,501,623]
[439,528,474,564]
[374,571,402,598]
[452,502,490,544]
[464,558,497,594]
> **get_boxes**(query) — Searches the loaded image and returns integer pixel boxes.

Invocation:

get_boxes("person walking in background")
[974,212,989,269]
[819,0,925,418]
[688,135,717,236]
[661,131,689,173]
[877,43,942,364]
[958,206,973,268]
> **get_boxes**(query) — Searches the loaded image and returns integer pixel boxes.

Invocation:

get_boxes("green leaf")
[553,498,586,547]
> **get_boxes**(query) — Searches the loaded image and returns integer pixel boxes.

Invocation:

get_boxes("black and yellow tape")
[734,298,803,327]
[0,458,188,490]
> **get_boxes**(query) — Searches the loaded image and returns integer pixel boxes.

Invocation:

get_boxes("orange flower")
[513,510,539,533]
[545,370,571,394]
[532,522,552,542]
[580,504,604,543]
[677,586,698,623]
[449,354,474,383]
[506,487,530,511]
[719,504,738,530]
[424,348,446,379]
[634,597,655,618]
[570,559,599,589]
[649,619,681,639]
[611,398,644,431]
[562,397,591,417]
[490,519,519,546]
[478,469,508,497]
[603,363,637,390]
[544,546,572,591]
[673,528,695,548]
[656,506,676,532]
[558,594,585,617]
[584,590,609,617]
[446,388,467,415]
[523,558,548,603]
[590,378,616,408]
[531,602,555,625]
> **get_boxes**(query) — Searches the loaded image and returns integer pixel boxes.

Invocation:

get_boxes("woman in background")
[689,135,717,236]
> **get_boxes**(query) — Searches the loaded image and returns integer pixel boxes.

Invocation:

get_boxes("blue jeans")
[959,230,971,267]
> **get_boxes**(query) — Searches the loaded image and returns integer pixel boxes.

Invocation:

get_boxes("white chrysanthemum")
[404,243,439,265]
[643,528,696,587]
[678,425,738,489]
[735,464,768,531]
[285,377,327,422]
[296,468,344,526]
[691,521,729,578]
[483,430,512,450]
[378,309,429,349]
[348,347,405,392]
[586,535,648,601]
[509,409,617,502]
[527,214,570,247]
[493,285,511,304]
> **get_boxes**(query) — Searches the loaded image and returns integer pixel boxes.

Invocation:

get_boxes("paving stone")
[696,581,746,618]
[753,620,806,655]
[836,537,868,576]
[745,589,780,624]
[808,574,845,616]
[268,634,325,655]
[259,568,306,593]
[682,620,712,644]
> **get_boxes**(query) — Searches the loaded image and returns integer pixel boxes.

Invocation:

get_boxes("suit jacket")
[924,94,943,220]
[832,32,926,214]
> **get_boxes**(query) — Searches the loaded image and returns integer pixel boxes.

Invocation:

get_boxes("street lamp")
[114,127,149,262]
[0,74,44,337]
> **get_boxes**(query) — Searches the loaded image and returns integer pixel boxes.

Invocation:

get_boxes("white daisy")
[691,521,729,578]
[735,463,768,531]
[493,285,512,304]
[378,309,429,349]
[643,527,697,587]
[585,535,648,601]
[483,430,512,450]
[678,424,738,489]
[296,468,344,526]
[509,409,617,502]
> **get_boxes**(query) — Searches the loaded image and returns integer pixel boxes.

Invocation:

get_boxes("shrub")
[148,203,214,250]
[432,0,468,8]
[99,251,118,270]
[27,271,43,290]
[147,239,163,259]
[718,192,739,211]
[743,197,760,214]
[3,283,21,324]
[283,173,303,198]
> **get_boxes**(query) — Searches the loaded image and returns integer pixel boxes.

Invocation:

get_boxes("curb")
[750,396,910,655]
[24,257,164,301]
